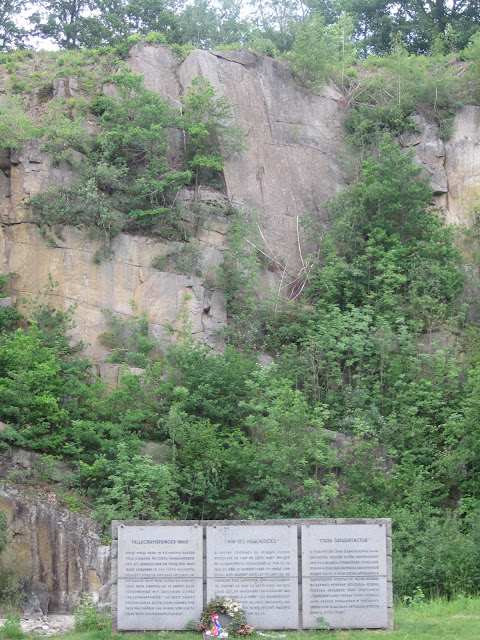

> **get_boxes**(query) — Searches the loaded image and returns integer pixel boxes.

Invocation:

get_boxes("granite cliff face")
[0,46,347,359]
[401,107,480,226]
[1,46,480,358]
[0,449,110,612]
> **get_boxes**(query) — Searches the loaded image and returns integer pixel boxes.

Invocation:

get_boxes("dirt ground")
[0,614,75,636]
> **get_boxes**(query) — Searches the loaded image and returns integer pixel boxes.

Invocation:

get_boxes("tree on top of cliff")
[0,0,29,50]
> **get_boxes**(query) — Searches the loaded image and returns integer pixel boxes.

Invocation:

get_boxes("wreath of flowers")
[198,597,255,637]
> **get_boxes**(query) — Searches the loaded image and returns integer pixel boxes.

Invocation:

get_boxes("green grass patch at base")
[36,598,480,640]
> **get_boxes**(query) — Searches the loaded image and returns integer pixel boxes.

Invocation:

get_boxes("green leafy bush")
[99,304,158,368]
[0,615,24,639]
[0,95,39,150]
[0,276,21,332]
[74,594,110,631]
[181,77,244,188]
[288,14,357,87]
[344,47,469,147]
[91,443,172,525]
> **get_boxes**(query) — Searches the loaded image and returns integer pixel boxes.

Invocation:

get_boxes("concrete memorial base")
[111,519,393,632]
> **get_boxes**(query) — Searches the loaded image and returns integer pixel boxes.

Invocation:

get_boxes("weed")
[0,615,24,639]
[74,594,110,632]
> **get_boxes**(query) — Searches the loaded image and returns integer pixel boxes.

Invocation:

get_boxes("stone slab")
[117,525,203,630]
[301,524,388,629]
[302,576,388,629]
[117,524,203,578]
[117,578,204,630]
[207,525,298,577]
[206,525,298,629]
[112,520,391,631]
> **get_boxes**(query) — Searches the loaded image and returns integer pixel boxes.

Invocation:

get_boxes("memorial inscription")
[117,525,203,630]
[302,524,388,629]
[206,525,299,629]
[112,519,392,632]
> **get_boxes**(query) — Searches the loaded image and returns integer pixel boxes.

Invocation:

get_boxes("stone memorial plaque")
[117,577,203,630]
[206,525,299,629]
[302,524,388,629]
[113,519,392,632]
[117,525,203,630]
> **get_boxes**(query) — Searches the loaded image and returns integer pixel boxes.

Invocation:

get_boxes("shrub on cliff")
[27,72,243,249]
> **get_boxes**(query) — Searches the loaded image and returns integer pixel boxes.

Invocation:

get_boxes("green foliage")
[27,72,242,248]
[90,442,172,524]
[29,163,128,243]
[288,13,357,87]
[464,31,480,101]
[174,0,251,51]
[246,35,278,57]
[0,615,24,639]
[0,0,29,51]
[152,241,202,276]
[217,208,263,350]
[181,77,244,187]
[0,95,39,150]
[344,48,470,147]
[162,342,258,430]
[233,367,338,519]
[169,43,195,60]
[251,136,479,600]
[74,594,110,631]
[403,586,426,607]
[40,98,92,161]
[0,275,21,332]
[265,141,465,443]
[393,515,480,598]
[167,411,241,519]
[99,303,158,368]
[308,137,463,325]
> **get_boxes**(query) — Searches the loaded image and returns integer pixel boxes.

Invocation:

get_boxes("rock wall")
[1,487,110,612]
[0,45,347,358]
[0,449,110,612]
[401,107,480,226]
[1,45,480,358]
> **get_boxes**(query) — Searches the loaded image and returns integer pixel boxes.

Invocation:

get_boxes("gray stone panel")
[301,524,388,629]
[117,578,204,630]
[206,525,298,629]
[207,524,298,577]
[303,576,388,629]
[117,525,203,630]
[118,524,203,578]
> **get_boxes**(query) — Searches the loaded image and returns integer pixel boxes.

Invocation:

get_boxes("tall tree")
[396,0,480,52]
[29,0,101,48]
[0,0,29,49]
[248,0,305,51]
[96,0,179,44]
[340,0,394,54]
[176,0,251,49]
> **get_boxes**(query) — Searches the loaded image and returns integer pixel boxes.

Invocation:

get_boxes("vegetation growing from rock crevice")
[24,71,242,248]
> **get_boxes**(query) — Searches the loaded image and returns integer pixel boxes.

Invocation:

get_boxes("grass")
[6,597,474,640]
[2,598,479,640]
